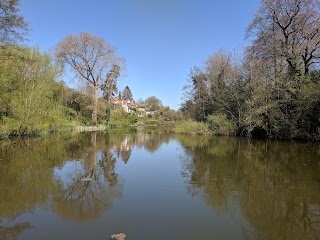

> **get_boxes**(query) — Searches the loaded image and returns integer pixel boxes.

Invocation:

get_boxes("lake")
[0,128,320,240]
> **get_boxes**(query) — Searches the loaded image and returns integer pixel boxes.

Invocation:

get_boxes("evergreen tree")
[122,86,133,101]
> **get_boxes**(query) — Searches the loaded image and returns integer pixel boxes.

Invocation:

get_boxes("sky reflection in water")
[0,129,320,240]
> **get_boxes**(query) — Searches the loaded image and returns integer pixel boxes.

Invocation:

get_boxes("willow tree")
[55,32,123,125]
[0,46,64,133]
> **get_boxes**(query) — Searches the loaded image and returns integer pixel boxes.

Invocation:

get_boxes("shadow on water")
[177,135,320,240]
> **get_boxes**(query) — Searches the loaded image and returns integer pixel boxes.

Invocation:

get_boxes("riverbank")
[172,119,320,142]
[0,124,108,141]
[73,125,107,132]
[0,118,172,141]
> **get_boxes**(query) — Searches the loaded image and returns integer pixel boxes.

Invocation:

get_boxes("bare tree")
[247,0,320,78]
[182,67,211,121]
[0,0,28,44]
[144,96,163,111]
[205,49,245,125]
[55,32,124,125]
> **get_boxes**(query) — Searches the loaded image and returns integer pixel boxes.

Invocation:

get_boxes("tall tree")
[55,32,124,125]
[136,98,144,105]
[100,64,120,106]
[122,85,133,101]
[0,46,64,133]
[182,67,212,121]
[245,0,320,138]
[0,0,28,44]
[144,96,163,111]
[100,64,120,124]
[246,0,320,78]
[182,50,246,124]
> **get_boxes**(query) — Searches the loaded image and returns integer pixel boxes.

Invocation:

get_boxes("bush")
[108,109,136,127]
[207,114,236,136]
[174,119,210,135]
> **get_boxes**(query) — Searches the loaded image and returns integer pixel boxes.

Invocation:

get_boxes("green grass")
[173,119,211,135]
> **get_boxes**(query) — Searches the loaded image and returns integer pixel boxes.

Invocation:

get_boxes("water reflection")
[0,128,172,239]
[0,130,319,240]
[0,222,33,240]
[178,135,320,240]
[52,132,121,222]
[110,127,172,162]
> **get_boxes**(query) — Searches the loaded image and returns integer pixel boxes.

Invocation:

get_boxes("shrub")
[174,119,210,135]
[207,114,236,136]
[108,109,136,127]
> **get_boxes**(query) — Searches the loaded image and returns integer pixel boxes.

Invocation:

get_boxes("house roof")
[111,98,146,108]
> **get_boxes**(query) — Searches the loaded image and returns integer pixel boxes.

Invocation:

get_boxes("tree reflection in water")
[0,134,79,239]
[0,128,173,233]
[0,131,127,235]
[52,131,122,222]
[109,127,172,163]
[178,135,320,240]
[0,129,319,240]
[51,129,172,222]
[0,222,33,240]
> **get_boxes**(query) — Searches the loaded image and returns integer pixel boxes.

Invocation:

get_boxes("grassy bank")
[0,123,109,141]
[173,118,236,137]
[0,124,73,141]
[173,119,211,136]
[0,116,171,141]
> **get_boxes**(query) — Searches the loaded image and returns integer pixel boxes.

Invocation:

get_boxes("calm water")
[0,128,320,240]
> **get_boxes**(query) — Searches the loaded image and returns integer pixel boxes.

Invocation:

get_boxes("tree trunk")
[92,85,98,125]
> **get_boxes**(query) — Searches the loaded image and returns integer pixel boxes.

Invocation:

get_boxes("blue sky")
[20,0,260,110]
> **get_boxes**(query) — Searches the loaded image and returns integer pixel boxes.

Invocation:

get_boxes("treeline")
[0,44,177,136]
[0,45,110,134]
[0,1,180,138]
[0,46,65,133]
[0,43,180,137]
[180,0,320,140]
[0,1,125,136]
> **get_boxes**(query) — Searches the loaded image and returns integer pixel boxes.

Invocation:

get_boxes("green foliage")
[181,47,320,140]
[161,107,183,121]
[55,32,124,126]
[101,64,120,103]
[0,45,157,136]
[138,117,162,126]
[0,45,68,135]
[179,0,320,140]
[78,115,91,126]
[207,114,236,136]
[174,119,210,135]
[294,80,320,140]
[105,108,111,123]
[108,109,136,127]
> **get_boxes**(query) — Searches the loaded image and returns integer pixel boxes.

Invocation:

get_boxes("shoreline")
[73,125,108,132]
[0,124,109,141]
